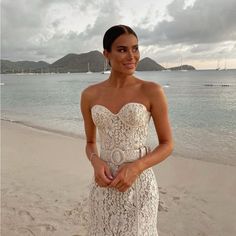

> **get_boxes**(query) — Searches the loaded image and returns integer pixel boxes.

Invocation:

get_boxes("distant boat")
[216,59,220,71]
[102,70,111,74]
[219,58,227,71]
[179,55,188,71]
[204,83,230,87]
[86,62,92,74]
[0,82,5,86]
[163,83,170,88]
[161,65,171,72]
[180,55,183,70]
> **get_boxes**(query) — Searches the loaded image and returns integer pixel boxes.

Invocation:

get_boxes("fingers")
[95,177,108,187]
[94,162,113,187]
[94,163,134,191]
[95,175,110,187]
[109,174,131,192]
[100,170,112,184]
[118,186,128,192]
[104,166,114,180]
[97,174,130,192]
[115,182,127,192]
[95,169,112,187]
[109,175,120,188]
[114,181,130,192]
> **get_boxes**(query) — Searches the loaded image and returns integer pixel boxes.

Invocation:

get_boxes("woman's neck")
[107,72,136,88]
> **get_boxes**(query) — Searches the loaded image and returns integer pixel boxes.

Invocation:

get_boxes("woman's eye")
[118,47,138,53]
[119,49,125,52]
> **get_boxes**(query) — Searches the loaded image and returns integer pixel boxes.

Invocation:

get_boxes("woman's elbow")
[168,140,174,155]
[161,139,174,155]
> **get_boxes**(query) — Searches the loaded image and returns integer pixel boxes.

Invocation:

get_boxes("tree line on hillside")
[0,50,195,74]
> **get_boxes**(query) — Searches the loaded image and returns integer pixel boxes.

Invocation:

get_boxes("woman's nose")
[127,50,134,60]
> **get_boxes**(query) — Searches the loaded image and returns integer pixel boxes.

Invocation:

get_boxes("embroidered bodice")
[91,102,151,151]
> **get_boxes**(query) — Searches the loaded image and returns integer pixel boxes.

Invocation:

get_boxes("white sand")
[1,120,236,236]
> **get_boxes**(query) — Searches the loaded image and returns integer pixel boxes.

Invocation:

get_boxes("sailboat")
[162,62,171,72]
[216,59,220,71]
[179,56,187,71]
[220,58,227,71]
[101,59,111,74]
[86,62,92,74]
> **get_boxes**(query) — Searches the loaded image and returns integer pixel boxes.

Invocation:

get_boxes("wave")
[1,118,86,140]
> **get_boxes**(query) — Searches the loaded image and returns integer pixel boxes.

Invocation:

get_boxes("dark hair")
[103,25,138,52]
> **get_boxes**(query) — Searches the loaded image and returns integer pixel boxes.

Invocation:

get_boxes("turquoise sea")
[1,70,236,166]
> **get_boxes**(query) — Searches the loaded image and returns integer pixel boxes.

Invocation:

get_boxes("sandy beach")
[1,119,236,236]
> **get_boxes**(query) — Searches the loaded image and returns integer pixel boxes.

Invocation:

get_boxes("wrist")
[134,159,146,174]
[89,152,99,164]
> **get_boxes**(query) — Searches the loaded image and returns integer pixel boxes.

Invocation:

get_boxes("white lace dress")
[89,102,159,236]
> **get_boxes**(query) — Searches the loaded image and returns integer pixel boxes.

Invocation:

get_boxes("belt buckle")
[110,148,125,165]
[139,146,149,158]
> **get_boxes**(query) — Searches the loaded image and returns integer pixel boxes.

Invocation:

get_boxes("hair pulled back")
[103,25,138,52]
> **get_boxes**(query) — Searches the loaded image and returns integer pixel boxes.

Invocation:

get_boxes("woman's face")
[104,33,140,75]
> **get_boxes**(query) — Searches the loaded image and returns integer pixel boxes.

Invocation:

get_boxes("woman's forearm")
[135,141,174,173]
[85,142,99,163]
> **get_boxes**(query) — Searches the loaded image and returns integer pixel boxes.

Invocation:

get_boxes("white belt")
[100,146,150,166]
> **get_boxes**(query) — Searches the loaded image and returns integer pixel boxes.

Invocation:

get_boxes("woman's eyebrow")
[116,44,139,48]
[116,45,127,48]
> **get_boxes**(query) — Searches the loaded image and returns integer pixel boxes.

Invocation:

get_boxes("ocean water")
[1,70,236,166]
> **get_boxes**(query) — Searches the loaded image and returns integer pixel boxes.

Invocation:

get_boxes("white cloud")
[135,0,236,69]
[1,0,122,62]
[136,0,236,45]
[1,0,236,68]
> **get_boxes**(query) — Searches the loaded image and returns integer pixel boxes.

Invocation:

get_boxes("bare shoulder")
[136,79,167,111]
[142,80,162,90]
[138,79,163,96]
[80,82,105,110]
[81,81,105,101]
[82,81,104,94]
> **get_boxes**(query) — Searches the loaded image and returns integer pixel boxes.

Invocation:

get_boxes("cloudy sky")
[1,0,236,69]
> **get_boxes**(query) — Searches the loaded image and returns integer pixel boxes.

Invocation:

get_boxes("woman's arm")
[109,82,174,192]
[135,82,174,172]
[80,88,113,186]
[80,88,99,161]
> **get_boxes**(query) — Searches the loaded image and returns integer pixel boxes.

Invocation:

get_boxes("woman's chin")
[123,68,136,75]
[112,67,136,75]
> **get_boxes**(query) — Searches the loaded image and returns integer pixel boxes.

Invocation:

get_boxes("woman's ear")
[103,50,109,59]
[103,50,111,67]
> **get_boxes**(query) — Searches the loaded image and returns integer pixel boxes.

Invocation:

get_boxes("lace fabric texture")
[89,102,159,236]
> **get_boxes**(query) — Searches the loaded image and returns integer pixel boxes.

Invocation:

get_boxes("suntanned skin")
[80,33,174,192]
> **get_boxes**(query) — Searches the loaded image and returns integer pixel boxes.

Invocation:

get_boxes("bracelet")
[89,152,98,161]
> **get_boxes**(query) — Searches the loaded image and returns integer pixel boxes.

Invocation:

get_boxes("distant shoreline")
[0,51,196,73]
[1,117,84,140]
[1,68,236,75]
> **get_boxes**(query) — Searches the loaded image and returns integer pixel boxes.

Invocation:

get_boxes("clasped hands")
[92,157,142,192]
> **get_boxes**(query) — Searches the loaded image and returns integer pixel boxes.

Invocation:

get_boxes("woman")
[80,25,174,236]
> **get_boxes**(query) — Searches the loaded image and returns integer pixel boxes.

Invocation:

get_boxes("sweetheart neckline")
[91,102,151,115]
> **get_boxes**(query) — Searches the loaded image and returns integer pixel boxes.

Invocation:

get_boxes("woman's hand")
[91,157,114,187]
[109,162,142,192]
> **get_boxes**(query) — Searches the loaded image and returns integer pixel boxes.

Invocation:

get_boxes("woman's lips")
[123,63,135,69]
